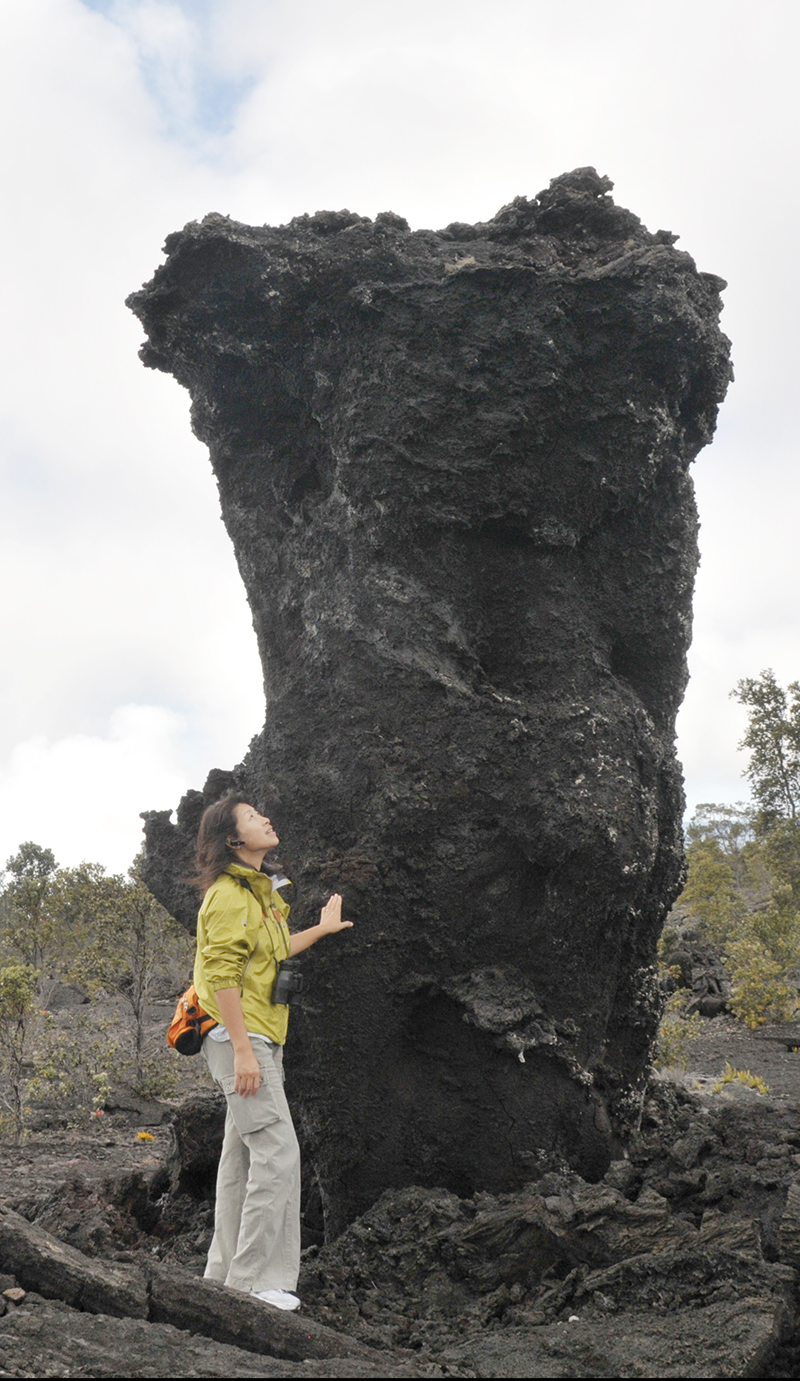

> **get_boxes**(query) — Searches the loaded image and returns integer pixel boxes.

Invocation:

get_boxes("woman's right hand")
[318,893,353,934]
[233,1042,261,1097]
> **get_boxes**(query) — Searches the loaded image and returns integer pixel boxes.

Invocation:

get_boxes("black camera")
[271,959,306,1006]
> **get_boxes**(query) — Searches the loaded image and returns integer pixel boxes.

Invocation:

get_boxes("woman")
[192,792,352,1311]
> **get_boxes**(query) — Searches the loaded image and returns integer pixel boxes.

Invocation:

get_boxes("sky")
[1,0,798,873]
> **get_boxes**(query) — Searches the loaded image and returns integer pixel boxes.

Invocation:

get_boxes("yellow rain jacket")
[193,863,292,1045]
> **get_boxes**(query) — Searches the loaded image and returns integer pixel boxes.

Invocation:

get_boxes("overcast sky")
[1,0,798,873]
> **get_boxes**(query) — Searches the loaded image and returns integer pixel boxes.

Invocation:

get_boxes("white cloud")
[677,428,800,819]
[0,705,188,872]
[1,0,799,868]
[0,0,264,796]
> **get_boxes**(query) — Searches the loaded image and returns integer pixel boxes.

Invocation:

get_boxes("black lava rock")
[128,168,732,1232]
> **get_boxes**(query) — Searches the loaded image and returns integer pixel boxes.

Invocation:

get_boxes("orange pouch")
[167,984,218,1056]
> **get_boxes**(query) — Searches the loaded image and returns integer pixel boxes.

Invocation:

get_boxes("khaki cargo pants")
[202,1037,301,1294]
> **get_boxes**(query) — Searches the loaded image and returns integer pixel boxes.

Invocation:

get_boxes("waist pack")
[167,985,218,1056]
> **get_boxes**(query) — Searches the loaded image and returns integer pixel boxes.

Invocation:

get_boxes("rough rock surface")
[294,1081,800,1378]
[0,1302,430,1380]
[128,168,732,1229]
[5,1076,800,1376]
[0,1208,403,1371]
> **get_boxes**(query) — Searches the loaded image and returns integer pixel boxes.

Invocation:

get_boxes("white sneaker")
[252,1288,301,1311]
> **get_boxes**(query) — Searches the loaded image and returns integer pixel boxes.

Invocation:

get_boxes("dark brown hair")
[191,792,250,896]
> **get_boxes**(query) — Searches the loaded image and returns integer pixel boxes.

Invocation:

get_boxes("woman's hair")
[191,792,251,896]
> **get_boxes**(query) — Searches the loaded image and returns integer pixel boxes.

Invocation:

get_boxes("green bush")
[746,886,800,969]
[0,963,39,1140]
[676,795,800,1032]
[25,1005,182,1118]
[681,839,746,947]
[725,935,799,1029]
[654,990,704,1069]
[25,1008,120,1120]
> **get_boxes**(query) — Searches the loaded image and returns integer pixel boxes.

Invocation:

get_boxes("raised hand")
[318,893,354,935]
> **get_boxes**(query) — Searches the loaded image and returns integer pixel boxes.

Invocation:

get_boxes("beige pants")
[202,1037,301,1294]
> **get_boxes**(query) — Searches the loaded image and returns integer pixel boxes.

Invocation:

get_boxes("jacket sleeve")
[277,918,291,962]
[199,886,253,992]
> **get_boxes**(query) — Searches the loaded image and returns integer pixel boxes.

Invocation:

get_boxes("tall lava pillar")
[129,169,731,1233]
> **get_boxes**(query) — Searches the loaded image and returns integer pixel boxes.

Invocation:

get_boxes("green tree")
[0,843,58,975]
[680,836,747,946]
[732,671,800,826]
[100,876,171,1089]
[0,964,39,1141]
[726,936,799,1029]
[685,802,756,889]
[1,853,123,1007]
[46,861,124,995]
[758,819,800,900]
[672,677,800,1031]
[0,853,192,1120]
[82,865,190,1094]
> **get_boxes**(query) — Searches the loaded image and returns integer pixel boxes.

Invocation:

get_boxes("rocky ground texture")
[3,1021,800,1378]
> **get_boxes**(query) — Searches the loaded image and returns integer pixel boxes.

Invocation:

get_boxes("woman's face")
[232,802,279,852]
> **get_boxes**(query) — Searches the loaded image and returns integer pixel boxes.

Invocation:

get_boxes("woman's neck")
[232,848,267,872]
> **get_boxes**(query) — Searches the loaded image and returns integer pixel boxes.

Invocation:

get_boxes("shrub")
[676,800,800,1034]
[746,886,800,969]
[680,839,746,947]
[129,1049,180,1101]
[726,935,799,1029]
[25,1009,121,1119]
[654,990,704,1069]
[0,963,39,1140]
[26,1005,181,1116]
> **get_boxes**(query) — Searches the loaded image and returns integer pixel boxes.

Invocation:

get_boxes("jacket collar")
[225,862,291,895]
[225,862,272,893]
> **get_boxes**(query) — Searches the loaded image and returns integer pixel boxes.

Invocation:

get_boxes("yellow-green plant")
[726,935,799,1028]
[0,964,39,1141]
[681,839,746,946]
[713,1061,769,1094]
[0,845,59,979]
[129,1049,180,1101]
[654,990,704,1069]
[27,1003,181,1114]
[77,864,192,1093]
[746,887,800,969]
[26,1008,121,1113]
[677,792,800,1034]
[92,1068,112,1111]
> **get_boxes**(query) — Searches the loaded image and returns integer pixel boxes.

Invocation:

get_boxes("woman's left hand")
[318,893,353,934]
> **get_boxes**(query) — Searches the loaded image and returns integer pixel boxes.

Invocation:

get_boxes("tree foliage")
[82,861,189,1089]
[685,803,756,885]
[0,843,194,1130]
[681,837,747,946]
[732,670,800,827]
[678,801,800,1027]
[0,964,39,1141]
[0,843,59,975]
[671,675,800,1031]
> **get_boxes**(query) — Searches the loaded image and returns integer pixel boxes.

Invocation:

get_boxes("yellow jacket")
[193,863,292,1045]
